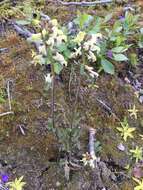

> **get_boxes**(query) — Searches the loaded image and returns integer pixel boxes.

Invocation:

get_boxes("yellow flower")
[73,31,86,45]
[128,105,139,119]
[32,19,40,26]
[7,176,26,190]
[42,28,48,37]
[31,50,36,58]
[133,177,143,190]
[117,117,136,141]
[50,19,58,26]
[33,54,43,65]
[130,146,142,163]
[29,33,41,42]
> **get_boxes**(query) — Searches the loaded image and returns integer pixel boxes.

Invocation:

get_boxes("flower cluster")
[46,19,67,48]
[28,19,68,72]
[71,32,102,63]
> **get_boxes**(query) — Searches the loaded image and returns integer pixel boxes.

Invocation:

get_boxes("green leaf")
[112,46,127,53]
[130,53,138,66]
[57,43,67,52]
[0,96,5,104]
[54,62,63,74]
[89,17,101,34]
[15,20,31,25]
[113,54,128,61]
[27,33,42,43]
[113,21,122,33]
[104,13,113,23]
[74,12,93,29]
[101,59,115,74]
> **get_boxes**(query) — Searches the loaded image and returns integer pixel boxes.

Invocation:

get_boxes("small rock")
[139,96,143,104]
[133,164,143,178]
[56,181,61,187]
[117,143,125,152]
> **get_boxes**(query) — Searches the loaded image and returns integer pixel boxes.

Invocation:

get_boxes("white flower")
[33,54,43,65]
[70,47,82,58]
[87,51,96,62]
[39,45,47,55]
[46,36,55,47]
[85,65,99,78]
[83,41,100,52]
[53,52,67,66]
[47,27,67,47]
[90,33,102,41]
[83,33,102,52]
[45,73,52,83]
[56,34,67,44]
[90,45,100,53]
[81,152,97,169]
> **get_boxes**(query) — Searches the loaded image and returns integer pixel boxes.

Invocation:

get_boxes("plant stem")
[41,28,55,129]
[51,63,55,129]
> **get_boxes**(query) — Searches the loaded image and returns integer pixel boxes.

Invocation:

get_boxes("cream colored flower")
[42,28,48,37]
[87,51,97,62]
[70,47,82,58]
[53,52,67,66]
[91,33,102,41]
[50,19,58,26]
[83,33,102,52]
[45,73,52,83]
[31,50,37,58]
[73,31,86,45]
[128,105,139,119]
[90,45,100,53]
[47,26,67,47]
[56,34,67,44]
[85,65,99,78]
[33,54,43,65]
[81,152,97,169]
[83,40,100,52]
[39,45,47,55]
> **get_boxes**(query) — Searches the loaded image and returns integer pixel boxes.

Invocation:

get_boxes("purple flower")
[1,174,9,183]
[119,15,125,21]
[107,50,113,59]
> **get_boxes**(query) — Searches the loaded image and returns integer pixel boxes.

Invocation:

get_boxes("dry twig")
[57,0,112,6]
[0,111,14,117]
[89,127,96,160]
